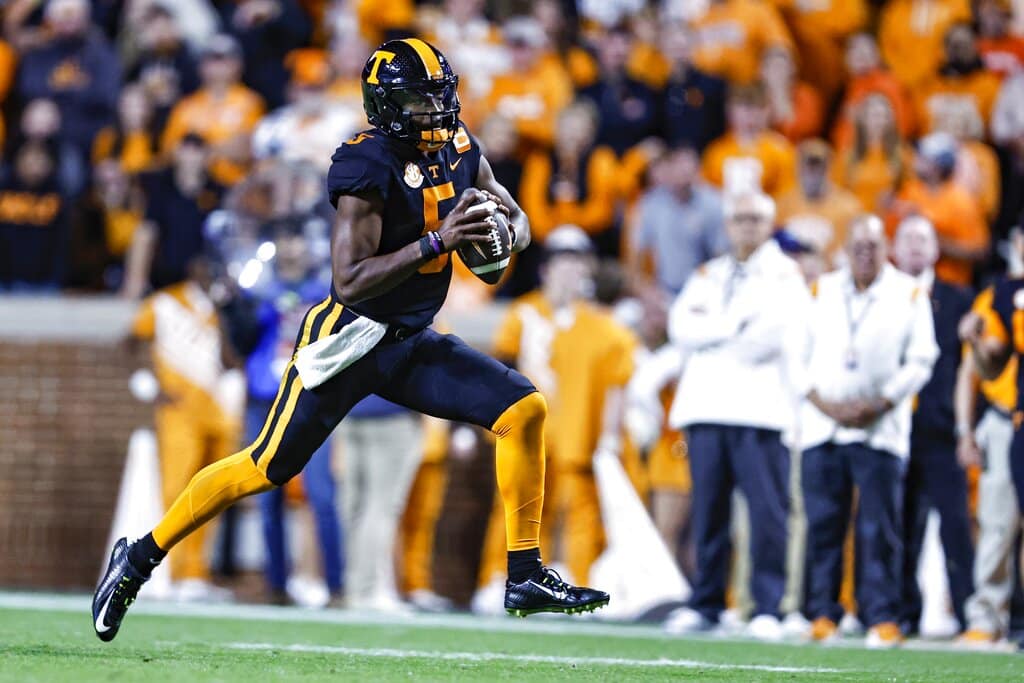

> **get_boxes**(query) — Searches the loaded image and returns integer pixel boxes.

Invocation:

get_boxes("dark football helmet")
[361,38,460,151]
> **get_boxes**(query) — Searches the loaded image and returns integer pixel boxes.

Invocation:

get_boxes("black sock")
[128,532,166,577]
[507,547,541,583]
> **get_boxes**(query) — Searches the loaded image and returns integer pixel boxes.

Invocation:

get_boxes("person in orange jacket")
[690,0,793,85]
[976,0,1024,77]
[519,101,620,245]
[759,46,824,144]
[701,82,797,198]
[887,132,989,286]
[832,33,916,149]
[833,94,914,215]
[879,0,972,88]
[915,23,1002,137]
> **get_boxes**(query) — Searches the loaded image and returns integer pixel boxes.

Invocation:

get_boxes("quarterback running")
[92,37,609,641]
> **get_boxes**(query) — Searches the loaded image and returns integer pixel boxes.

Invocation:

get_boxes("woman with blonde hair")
[833,94,912,214]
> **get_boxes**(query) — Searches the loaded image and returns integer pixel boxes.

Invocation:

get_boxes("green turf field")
[1,593,1022,682]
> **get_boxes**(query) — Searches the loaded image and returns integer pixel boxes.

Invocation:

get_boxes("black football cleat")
[504,566,610,617]
[92,537,148,642]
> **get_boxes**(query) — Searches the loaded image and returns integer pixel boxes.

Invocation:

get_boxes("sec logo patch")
[404,162,423,188]
[1014,289,1024,310]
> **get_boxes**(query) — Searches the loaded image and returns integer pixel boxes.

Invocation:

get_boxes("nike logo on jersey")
[449,158,462,171]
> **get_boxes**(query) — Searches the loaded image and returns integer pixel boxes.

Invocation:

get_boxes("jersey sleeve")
[326,134,393,207]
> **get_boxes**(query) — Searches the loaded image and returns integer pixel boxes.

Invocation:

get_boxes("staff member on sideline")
[958,229,1024,644]
[893,216,975,637]
[797,215,939,649]
[664,190,809,641]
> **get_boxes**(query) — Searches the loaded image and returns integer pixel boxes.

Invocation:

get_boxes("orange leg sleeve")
[490,392,547,552]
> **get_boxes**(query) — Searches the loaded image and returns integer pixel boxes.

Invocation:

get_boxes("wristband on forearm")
[428,230,445,254]
[419,231,446,261]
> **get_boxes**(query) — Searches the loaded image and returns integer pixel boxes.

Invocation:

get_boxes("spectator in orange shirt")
[777,139,863,260]
[916,23,1002,136]
[834,94,913,214]
[478,17,573,155]
[775,0,866,102]
[888,132,989,285]
[88,159,144,264]
[353,0,413,46]
[832,33,915,149]
[160,34,266,187]
[626,9,671,90]
[690,0,793,85]
[976,0,1024,77]
[701,82,797,198]
[92,85,159,175]
[880,0,972,88]
[932,97,1001,220]
[760,46,824,144]
[519,100,619,248]
[531,0,595,89]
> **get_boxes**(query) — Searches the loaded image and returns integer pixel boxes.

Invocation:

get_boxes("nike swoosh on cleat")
[94,594,113,633]
[449,158,462,171]
[528,581,567,601]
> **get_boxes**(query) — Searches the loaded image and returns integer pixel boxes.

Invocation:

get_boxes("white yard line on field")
[224,641,843,674]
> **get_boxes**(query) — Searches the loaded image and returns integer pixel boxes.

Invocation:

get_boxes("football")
[456,199,512,285]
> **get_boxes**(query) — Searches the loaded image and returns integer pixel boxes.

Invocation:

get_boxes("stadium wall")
[0,296,504,593]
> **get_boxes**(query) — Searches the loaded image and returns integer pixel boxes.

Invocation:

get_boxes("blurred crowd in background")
[5,0,1024,648]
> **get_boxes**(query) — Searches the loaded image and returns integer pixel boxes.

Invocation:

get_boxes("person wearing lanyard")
[795,215,938,648]
[664,190,809,641]
[892,216,975,638]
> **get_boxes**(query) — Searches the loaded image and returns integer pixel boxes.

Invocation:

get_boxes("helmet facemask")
[365,77,461,151]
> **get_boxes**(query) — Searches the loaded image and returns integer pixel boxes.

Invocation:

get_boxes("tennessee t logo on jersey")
[365,50,396,85]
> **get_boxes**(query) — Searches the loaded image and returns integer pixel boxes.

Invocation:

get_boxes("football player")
[93,38,609,641]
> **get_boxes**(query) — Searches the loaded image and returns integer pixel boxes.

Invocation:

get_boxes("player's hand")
[477,189,510,218]
[958,311,985,345]
[436,188,499,251]
[956,432,982,469]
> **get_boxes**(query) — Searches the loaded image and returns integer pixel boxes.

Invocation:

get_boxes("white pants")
[964,408,1020,634]
[336,413,423,602]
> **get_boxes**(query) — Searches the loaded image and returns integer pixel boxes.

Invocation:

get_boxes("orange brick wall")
[0,338,497,599]
[0,341,150,589]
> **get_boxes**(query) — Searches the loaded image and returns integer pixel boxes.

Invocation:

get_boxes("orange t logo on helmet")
[365,50,396,85]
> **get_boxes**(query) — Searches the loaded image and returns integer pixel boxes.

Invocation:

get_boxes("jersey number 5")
[419,182,455,274]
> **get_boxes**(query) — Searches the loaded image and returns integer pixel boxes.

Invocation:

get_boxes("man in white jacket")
[797,215,938,649]
[664,190,809,640]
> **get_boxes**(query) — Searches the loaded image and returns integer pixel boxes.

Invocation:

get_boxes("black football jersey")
[325,123,482,330]
[990,277,1024,412]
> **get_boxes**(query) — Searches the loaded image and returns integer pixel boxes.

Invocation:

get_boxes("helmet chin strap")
[416,127,453,152]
